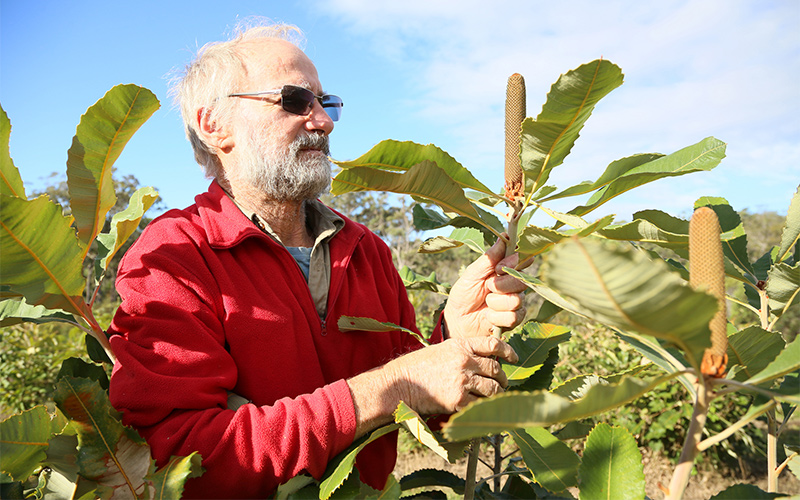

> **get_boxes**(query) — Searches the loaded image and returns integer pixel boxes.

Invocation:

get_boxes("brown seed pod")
[504,73,526,201]
[689,206,728,378]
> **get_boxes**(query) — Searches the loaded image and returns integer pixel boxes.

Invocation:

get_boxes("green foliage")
[0,86,202,497]
[578,423,645,500]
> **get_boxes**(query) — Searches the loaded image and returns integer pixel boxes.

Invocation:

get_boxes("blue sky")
[2,0,798,225]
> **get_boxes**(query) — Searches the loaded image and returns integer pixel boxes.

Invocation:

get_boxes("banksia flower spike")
[689,206,728,378]
[504,73,526,202]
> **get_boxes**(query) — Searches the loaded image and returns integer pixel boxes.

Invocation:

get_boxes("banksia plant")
[689,206,728,378]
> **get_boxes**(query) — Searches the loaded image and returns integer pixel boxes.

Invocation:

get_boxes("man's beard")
[239,129,332,202]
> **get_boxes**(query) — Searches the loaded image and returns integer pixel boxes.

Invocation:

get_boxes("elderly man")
[109,22,525,498]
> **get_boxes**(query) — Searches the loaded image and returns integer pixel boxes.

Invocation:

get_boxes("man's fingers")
[466,336,518,364]
[485,308,526,330]
[488,273,529,294]
[473,356,509,388]
[485,291,523,312]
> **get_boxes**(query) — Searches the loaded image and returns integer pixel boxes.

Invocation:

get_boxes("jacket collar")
[195,180,361,250]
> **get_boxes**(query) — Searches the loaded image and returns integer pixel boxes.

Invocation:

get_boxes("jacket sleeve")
[108,232,357,498]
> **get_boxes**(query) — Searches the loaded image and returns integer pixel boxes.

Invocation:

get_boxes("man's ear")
[197,107,234,152]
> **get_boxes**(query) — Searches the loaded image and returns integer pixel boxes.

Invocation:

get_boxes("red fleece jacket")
[108,182,441,498]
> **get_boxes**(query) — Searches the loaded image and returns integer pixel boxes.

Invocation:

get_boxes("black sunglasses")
[228,85,343,121]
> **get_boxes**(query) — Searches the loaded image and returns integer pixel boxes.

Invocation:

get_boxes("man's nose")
[304,100,334,135]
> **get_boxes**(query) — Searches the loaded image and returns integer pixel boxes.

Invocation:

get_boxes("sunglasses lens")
[321,95,343,122]
[281,86,316,115]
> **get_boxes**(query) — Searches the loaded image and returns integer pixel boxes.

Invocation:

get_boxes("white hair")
[169,18,306,178]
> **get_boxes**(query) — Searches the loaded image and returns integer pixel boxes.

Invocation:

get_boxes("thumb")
[461,236,507,281]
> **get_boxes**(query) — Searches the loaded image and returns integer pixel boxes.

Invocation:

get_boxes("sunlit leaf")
[145,452,204,500]
[0,104,25,199]
[509,237,715,369]
[777,185,800,264]
[510,427,579,492]
[0,297,74,327]
[319,424,401,500]
[394,402,466,463]
[332,161,488,232]
[567,137,726,220]
[578,424,644,500]
[0,195,87,317]
[0,406,68,481]
[399,468,465,495]
[540,153,662,203]
[598,217,688,249]
[521,59,624,195]
[334,139,494,196]
[442,373,678,440]
[337,316,429,347]
[744,337,800,386]
[614,331,695,398]
[54,376,151,498]
[766,262,800,317]
[398,266,450,295]
[726,327,786,382]
[418,235,463,254]
[67,85,159,252]
[94,186,158,281]
[502,323,571,383]
[411,204,502,246]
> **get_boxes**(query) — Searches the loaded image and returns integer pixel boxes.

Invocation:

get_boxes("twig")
[666,377,711,500]
[697,400,777,451]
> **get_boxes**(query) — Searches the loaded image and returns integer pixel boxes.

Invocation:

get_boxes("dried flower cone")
[689,207,728,378]
[504,73,526,200]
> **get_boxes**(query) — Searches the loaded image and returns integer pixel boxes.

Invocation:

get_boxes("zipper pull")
[320,319,327,336]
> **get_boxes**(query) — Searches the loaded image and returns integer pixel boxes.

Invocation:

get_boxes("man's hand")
[347,336,519,437]
[443,237,528,338]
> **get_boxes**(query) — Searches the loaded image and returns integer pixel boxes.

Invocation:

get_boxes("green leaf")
[332,161,490,234]
[0,104,25,199]
[510,237,715,369]
[777,185,800,264]
[695,196,754,277]
[517,224,568,256]
[0,297,74,327]
[510,427,580,493]
[0,406,68,481]
[394,402,466,463]
[411,204,451,230]
[398,266,450,295]
[94,186,159,280]
[614,331,695,398]
[67,84,159,250]
[53,376,151,498]
[363,474,400,500]
[337,316,429,347]
[598,217,688,249]
[745,336,800,386]
[568,137,727,219]
[578,424,645,500]
[144,452,204,500]
[58,357,109,391]
[709,484,782,499]
[442,373,678,440]
[399,468,465,495]
[540,153,663,203]
[418,235,463,254]
[521,59,624,195]
[726,327,786,382]
[334,139,494,196]
[0,195,88,317]
[35,466,98,500]
[766,262,800,318]
[319,424,401,500]
[502,323,571,383]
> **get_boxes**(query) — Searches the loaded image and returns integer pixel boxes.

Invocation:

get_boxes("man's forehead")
[239,38,321,90]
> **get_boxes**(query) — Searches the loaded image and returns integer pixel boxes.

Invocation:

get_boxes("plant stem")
[464,439,480,500]
[768,410,778,492]
[777,452,799,476]
[666,377,711,500]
